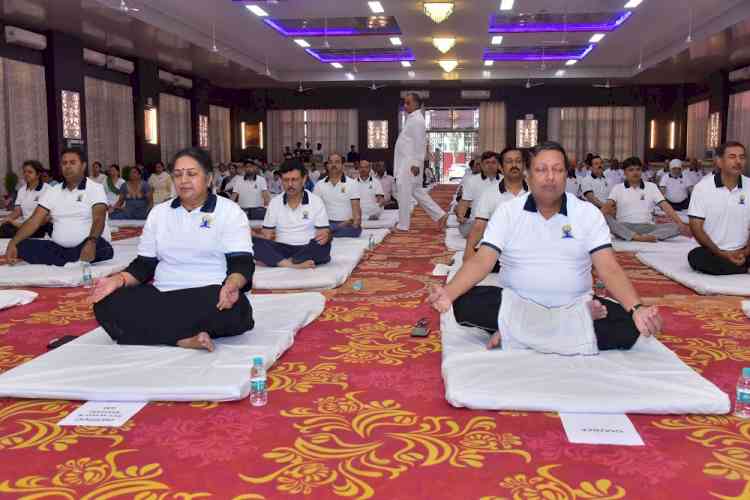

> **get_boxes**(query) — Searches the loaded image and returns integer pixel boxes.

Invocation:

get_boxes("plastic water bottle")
[736,368,750,418]
[250,356,267,407]
[352,279,364,291]
[368,234,375,250]
[81,263,93,288]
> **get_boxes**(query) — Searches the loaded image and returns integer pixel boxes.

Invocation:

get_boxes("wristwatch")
[629,303,643,315]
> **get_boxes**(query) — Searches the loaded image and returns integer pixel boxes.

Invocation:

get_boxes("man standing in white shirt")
[254,162,332,269]
[604,156,690,242]
[455,151,502,237]
[394,93,446,231]
[687,141,750,275]
[356,160,385,220]
[373,162,396,209]
[314,153,362,237]
[6,148,113,266]
[659,159,691,210]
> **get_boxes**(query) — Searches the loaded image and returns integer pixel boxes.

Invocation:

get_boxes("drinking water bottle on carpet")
[250,356,267,407]
[736,368,750,418]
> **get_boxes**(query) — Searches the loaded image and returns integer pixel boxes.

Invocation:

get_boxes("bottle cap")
[743,367,750,378]
[253,356,264,365]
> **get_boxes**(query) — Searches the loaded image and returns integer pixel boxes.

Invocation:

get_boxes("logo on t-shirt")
[740,194,746,205]
[640,193,646,201]
[302,210,309,220]
[76,194,83,202]
[200,215,212,229]
[341,186,346,194]
[562,224,574,239]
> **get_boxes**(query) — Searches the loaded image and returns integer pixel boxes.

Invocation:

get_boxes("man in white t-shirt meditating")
[355,160,385,220]
[604,156,691,242]
[687,141,750,275]
[313,153,362,238]
[6,148,113,266]
[429,141,661,354]
[229,161,270,220]
[455,151,502,238]
[253,162,332,269]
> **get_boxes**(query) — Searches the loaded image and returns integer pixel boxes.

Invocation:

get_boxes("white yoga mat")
[445,228,466,252]
[0,243,138,288]
[636,251,750,296]
[0,292,325,402]
[110,219,146,228]
[654,208,689,223]
[252,230,389,290]
[446,214,459,228]
[362,210,398,229]
[440,306,730,414]
[0,290,38,310]
[612,236,698,253]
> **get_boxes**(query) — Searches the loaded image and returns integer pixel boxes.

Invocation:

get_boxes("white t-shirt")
[104,178,126,206]
[474,180,528,221]
[659,174,690,202]
[137,194,252,292]
[230,176,269,209]
[89,173,107,185]
[565,177,581,198]
[14,183,48,222]
[375,174,395,203]
[313,176,360,221]
[38,178,112,247]
[607,180,665,224]
[581,175,609,204]
[262,190,330,246]
[356,175,384,212]
[462,173,502,203]
[481,193,611,307]
[688,174,750,251]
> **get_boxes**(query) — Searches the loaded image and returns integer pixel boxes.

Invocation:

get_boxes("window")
[61,90,81,140]
[367,120,388,149]
[198,115,209,148]
[708,112,720,149]
[516,116,538,148]
[144,107,158,145]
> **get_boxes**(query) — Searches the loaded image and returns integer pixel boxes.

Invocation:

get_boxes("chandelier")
[432,37,456,54]
[438,59,458,72]
[423,2,454,24]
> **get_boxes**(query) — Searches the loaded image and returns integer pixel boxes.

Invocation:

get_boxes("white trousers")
[396,178,445,230]
[498,289,599,356]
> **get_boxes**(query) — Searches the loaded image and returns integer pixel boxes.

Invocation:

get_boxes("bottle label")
[251,379,266,392]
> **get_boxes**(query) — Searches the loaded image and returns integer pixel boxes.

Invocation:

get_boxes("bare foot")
[632,234,658,243]
[588,299,608,320]
[278,258,315,269]
[177,332,215,352]
[486,330,502,349]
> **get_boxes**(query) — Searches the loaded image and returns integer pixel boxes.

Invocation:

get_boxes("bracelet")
[629,303,643,315]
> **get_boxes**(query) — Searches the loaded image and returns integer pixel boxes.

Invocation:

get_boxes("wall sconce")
[144,104,158,145]
[516,114,538,148]
[649,119,656,148]
[241,121,264,149]
[61,90,81,139]
[199,114,209,148]
[668,121,676,150]
[707,112,720,149]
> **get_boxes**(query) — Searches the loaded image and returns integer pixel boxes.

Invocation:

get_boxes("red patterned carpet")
[0,184,749,499]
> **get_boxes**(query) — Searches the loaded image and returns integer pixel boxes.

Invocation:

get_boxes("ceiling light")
[589,33,605,43]
[390,37,402,46]
[408,70,416,78]
[499,0,514,10]
[555,69,565,76]
[624,0,643,7]
[424,2,454,24]
[491,35,503,45]
[565,59,577,66]
[346,72,355,80]
[368,1,384,14]
[331,62,343,69]
[401,61,412,67]
[484,60,494,66]
[483,70,491,78]
[432,37,456,54]
[246,5,269,17]
[438,59,458,72]
[294,39,310,48]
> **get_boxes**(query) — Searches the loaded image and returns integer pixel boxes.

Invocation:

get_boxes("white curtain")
[0,58,49,192]
[728,90,750,151]
[159,93,191,164]
[84,77,135,168]
[209,104,231,164]
[548,106,645,161]
[686,99,709,160]
[306,109,358,159]
[479,102,506,152]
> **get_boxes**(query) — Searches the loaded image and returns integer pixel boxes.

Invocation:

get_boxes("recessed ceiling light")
[401,61,412,67]
[331,62,343,69]
[624,0,643,7]
[294,39,310,48]
[483,70,491,78]
[555,69,566,76]
[589,33,605,43]
[432,37,456,54]
[499,0,514,10]
[438,59,458,72]
[368,1,384,14]
[484,60,494,66]
[408,70,416,78]
[346,72,355,80]
[565,59,577,66]
[491,35,503,45]
[390,37,402,46]
[246,5,269,17]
